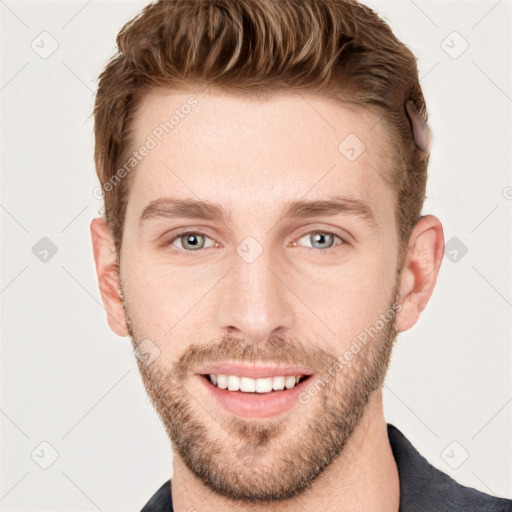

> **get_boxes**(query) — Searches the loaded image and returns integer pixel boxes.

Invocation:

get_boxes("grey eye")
[297,232,340,250]
[177,233,207,251]
[309,232,335,249]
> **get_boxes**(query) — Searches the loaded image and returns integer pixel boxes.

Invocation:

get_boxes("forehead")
[125,89,396,225]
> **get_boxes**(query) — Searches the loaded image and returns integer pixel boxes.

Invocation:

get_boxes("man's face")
[118,89,402,502]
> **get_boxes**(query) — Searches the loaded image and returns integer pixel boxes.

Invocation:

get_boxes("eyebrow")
[139,195,377,229]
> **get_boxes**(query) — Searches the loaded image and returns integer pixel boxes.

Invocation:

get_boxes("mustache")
[173,334,337,381]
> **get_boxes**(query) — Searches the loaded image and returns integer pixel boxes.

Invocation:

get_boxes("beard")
[123,281,401,504]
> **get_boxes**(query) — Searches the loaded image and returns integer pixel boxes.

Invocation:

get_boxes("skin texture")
[91,89,444,511]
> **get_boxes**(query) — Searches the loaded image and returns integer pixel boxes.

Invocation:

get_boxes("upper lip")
[196,363,314,379]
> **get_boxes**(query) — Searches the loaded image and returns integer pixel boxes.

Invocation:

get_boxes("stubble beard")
[123,283,401,504]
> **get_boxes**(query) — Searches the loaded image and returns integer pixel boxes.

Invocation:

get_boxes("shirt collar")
[141,423,511,511]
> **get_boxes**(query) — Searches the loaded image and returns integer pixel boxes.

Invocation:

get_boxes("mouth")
[201,373,311,392]
[198,372,314,419]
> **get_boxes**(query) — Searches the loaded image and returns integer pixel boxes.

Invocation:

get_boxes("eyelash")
[163,229,347,255]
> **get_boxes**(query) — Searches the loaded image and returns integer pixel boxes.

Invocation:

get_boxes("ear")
[90,217,129,337]
[395,214,444,332]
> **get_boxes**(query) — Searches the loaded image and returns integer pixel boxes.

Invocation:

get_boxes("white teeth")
[272,376,285,391]
[216,374,228,389]
[284,376,296,389]
[207,374,306,393]
[227,375,240,391]
[240,377,256,392]
[255,378,273,393]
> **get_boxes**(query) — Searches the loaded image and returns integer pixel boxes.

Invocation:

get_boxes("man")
[90,0,511,510]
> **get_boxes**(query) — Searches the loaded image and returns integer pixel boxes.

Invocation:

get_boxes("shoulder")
[387,423,512,512]
[140,479,173,512]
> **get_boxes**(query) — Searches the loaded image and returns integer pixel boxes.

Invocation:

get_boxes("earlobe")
[395,215,445,332]
[90,217,129,337]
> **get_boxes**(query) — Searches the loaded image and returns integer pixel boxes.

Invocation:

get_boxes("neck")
[171,389,399,512]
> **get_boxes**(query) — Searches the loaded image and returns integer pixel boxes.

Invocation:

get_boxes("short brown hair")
[93,0,430,269]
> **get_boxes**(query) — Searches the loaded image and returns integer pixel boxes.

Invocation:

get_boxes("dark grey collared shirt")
[140,423,512,511]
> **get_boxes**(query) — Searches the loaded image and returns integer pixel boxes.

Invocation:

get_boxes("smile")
[199,373,314,419]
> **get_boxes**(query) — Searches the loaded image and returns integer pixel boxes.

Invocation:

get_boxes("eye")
[293,231,345,251]
[163,229,346,255]
[166,231,216,252]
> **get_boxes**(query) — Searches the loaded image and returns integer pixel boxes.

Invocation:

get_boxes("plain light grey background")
[1,0,511,510]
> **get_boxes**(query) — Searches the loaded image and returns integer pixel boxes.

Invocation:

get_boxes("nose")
[215,249,296,344]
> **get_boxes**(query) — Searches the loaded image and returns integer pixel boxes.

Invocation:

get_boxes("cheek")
[287,248,396,346]
[120,260,220,353]
[120,262,181,335]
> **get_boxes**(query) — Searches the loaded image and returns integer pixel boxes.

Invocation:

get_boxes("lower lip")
[198,375,313,419]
